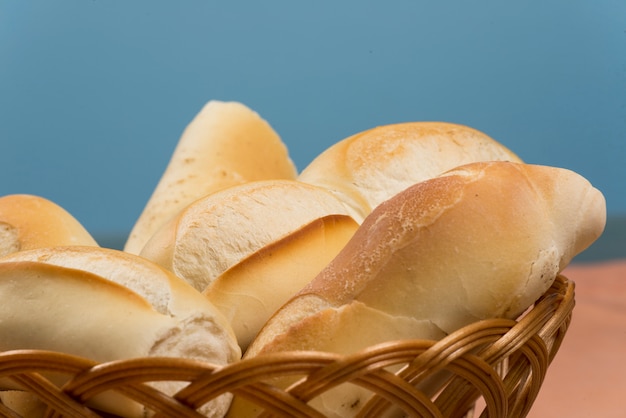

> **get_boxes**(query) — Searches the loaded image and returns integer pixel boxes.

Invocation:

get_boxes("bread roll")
[204,214,358,349]
[0,247,241,418]
[298,122,523,222]
[230,161,606,417]
[124,100,298,255]
[139,179,359,349]
[0,194,97,257]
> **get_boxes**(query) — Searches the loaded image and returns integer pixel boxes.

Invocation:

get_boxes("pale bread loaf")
[0,247,241,418]
[139,179,359,349]
[204,214,358,349]
[0,194,97,257]
[298,122,523,222]
[230,161,606,417]
[125,100,297,255]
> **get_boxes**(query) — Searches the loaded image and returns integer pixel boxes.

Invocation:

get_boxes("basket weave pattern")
[0,275,574,418]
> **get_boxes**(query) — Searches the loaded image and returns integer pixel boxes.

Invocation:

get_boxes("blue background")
[1,1,624,258]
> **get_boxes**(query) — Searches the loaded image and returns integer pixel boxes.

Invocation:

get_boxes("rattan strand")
[0,274,574,418]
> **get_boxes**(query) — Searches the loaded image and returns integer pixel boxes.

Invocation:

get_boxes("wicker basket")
[0,275,574,418]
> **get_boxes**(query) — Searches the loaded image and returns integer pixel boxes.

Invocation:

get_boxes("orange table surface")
[527,260,626,417]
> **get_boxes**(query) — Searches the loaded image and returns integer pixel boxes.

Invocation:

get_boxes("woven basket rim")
[0,274,575,418]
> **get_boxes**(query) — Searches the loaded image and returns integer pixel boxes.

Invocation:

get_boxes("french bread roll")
[139,179,359,349]
[124,100,298,255]
[230,161,606,417]
[0,194,97,257]
[204,214,358,350]
[0,247,241,418]
[298,121,523,222]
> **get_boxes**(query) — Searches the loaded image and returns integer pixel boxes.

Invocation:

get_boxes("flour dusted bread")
[230,161,606,417]
[0,247,241,418]
[298,122,522,222]
[0,194,97,257]
[124,100,297,254]
[139,179,359,349]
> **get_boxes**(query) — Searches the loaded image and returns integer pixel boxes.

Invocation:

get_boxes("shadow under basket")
[0,275,575,418]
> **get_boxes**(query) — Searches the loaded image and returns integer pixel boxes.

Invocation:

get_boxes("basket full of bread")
[0,101,606,417]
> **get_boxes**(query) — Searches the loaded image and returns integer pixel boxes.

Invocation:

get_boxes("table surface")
[528,260,626,417]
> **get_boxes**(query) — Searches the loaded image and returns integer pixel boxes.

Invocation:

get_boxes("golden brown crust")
[0,194,97,257]
[139,179,360,350]
[236,162,606,418]
[247,161,606,360]
[125,100,298,255]
[0,250,241,417]
[298,122,523,221]
[204,214,358,349]
[140,180,357,293]
[0,246,237,337]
